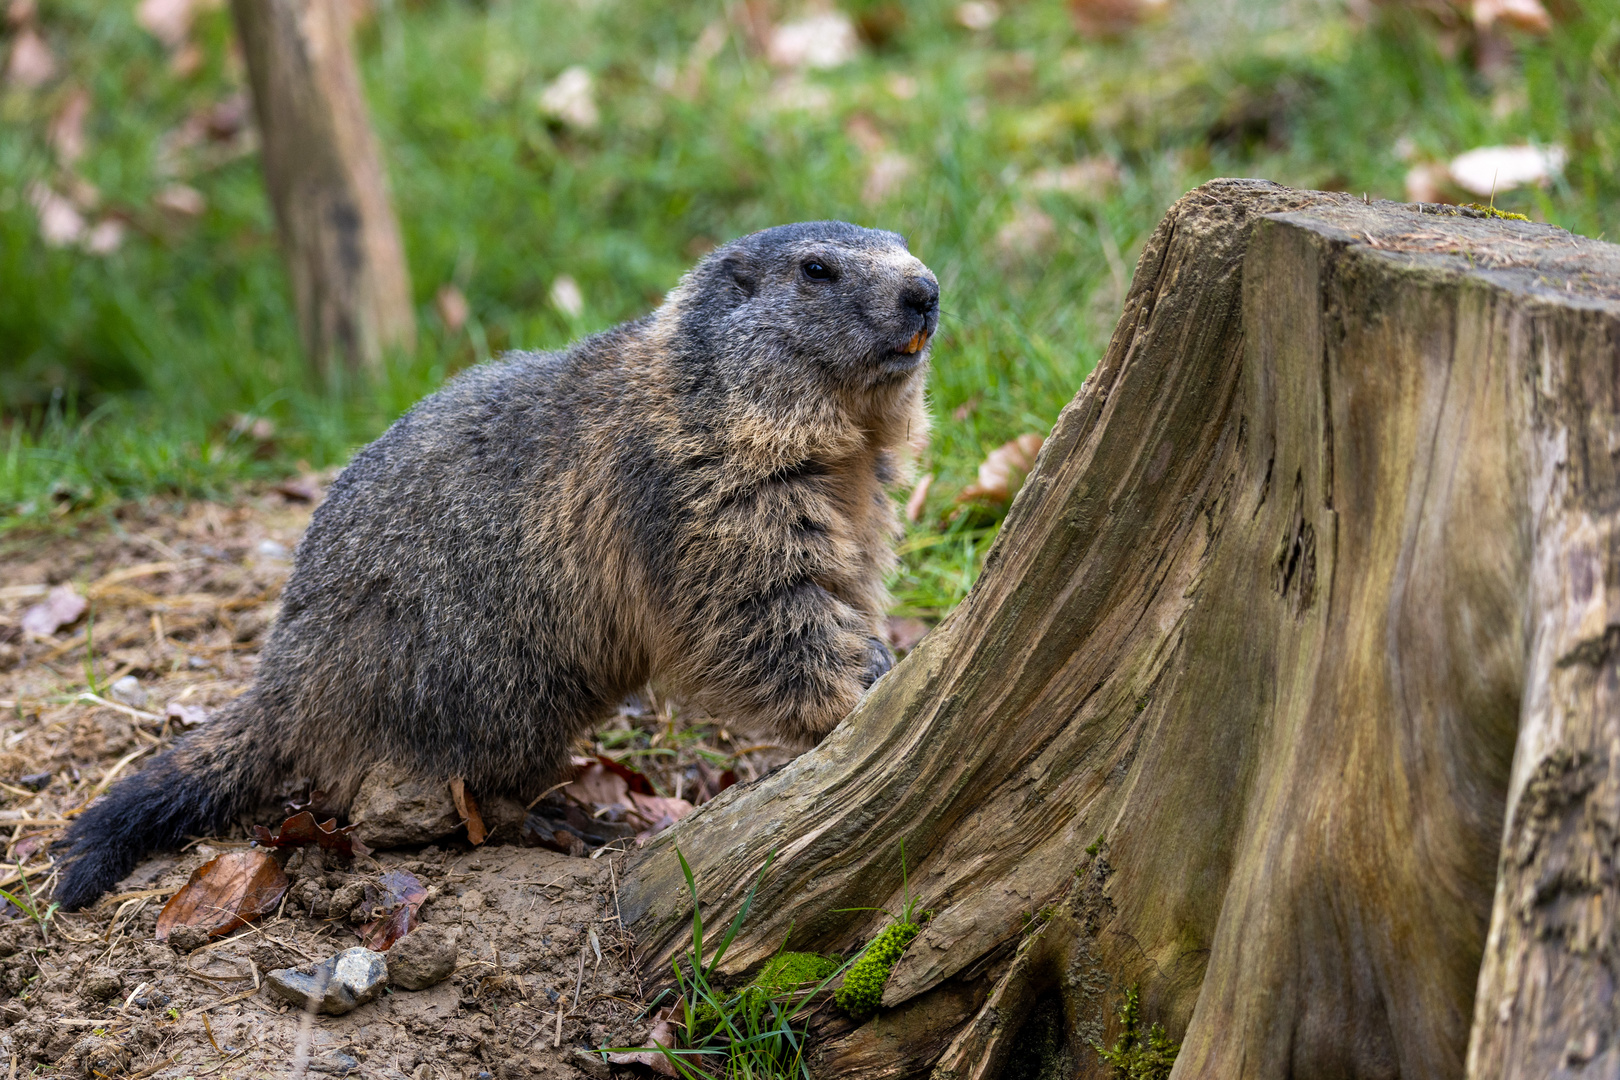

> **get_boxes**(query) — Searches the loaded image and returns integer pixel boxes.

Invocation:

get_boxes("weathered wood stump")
[232,0,415,375]
[618,179,1620,1080]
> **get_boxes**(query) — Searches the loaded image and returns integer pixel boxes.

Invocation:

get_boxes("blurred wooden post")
[230,0,415,376]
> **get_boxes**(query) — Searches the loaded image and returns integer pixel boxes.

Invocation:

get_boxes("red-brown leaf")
[356,870,429,951]
[155,850,288,941]
[449,777,486,845]
[252,810,372,858]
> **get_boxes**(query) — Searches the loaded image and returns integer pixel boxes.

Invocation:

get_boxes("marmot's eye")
[802,260,833,281]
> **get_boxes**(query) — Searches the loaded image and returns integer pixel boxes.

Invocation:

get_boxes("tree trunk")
[616,179,1620,1080]
[231,0,415,376]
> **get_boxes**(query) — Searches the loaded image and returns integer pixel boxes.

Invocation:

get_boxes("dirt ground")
[0,484,812,1079]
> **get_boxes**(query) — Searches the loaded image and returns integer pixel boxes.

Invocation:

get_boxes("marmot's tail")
[54,694,279,911]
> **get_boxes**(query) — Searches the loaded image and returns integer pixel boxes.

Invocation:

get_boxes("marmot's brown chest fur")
[56,221,938,910]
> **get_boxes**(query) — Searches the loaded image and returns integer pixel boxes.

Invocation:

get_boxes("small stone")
[79,969,122,1002]
[167,924,210,953]
[328,880,368,923]
[349,763,462,848]
[108,675,148,709]
[266,948,388,1016]
[386,925,458,990]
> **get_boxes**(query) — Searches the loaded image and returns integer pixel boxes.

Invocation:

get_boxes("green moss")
[834,921,922,1018]
[1093,986,1180,1080]
[1462,203,1532,222]
[690,952,842,1038]
[756,952,842,996]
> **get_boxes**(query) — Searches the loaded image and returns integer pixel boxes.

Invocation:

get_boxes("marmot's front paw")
[862,636,896,689]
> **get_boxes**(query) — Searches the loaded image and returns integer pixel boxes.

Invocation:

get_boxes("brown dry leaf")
[135,0,197,48]
[435,284,469,333]
[904,473,933,524]
[1067,0,1168,35]
[47,86,90,166]
[604,1011,681,1075]
[356,869,428,950]
[20,584,86,636]
[251,809,372,858]
[272,477,322,503]
[628,793,694,838]
[1473,0,1550,33]
[155,849,288,941]
[885,616,931,653]
[957,433,1045,505]
[5,26,55,88]
[449,777,486,845]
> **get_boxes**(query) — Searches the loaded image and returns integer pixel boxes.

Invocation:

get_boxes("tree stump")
[231,0,415,376]
[617,179,1620,1079]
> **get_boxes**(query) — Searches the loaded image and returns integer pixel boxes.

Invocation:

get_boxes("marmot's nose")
[901,276,940,317]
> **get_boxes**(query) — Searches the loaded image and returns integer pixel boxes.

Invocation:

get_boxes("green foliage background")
[2,0,1616,613]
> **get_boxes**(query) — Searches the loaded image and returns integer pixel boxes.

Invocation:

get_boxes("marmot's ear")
[720,253,757,299]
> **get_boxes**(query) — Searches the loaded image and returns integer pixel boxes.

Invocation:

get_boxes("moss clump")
[1093,986,1179,1080]
[834,921,922,1018]
[756,951,842,996]
[1462,203,1532,222]
[691,952,842,1037]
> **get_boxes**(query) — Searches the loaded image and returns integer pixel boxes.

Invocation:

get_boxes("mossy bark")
[618,179,1620,1080]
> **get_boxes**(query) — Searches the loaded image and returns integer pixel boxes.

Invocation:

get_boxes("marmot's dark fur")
[56,221,938,909]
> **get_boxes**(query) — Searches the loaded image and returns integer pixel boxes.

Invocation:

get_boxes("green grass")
[3,0,1617,611]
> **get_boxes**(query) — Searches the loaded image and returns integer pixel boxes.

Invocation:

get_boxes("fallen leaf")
[135,0,196,48]
[26,183,84,248]
[549,275,584,318]
[958,433,1045,505]
[536,66,598,130]
[155,850,288,941]
[1448,144,1566,197]
[885,615,931,653]
[449,777,486,845]
[995,205,1056,261]
[435,284,469,333]
[604,1011,681,1076]
[355,870,428,950]
[767,10,859,69]
[627,793,694,838]
[1067,0,1168,35]
[5,25,54,88]
[84,218,125,256]
[904,473,933,523]
[252,809,373,858]
[1025,156,1121,198]
[862,152,913,206]
[954,1,999,30]
[164,701,210,728]
[20,584,86,636]
[1404,162,1454,204]
[154,183,206,217]
[1472,0,1550,33]
[273,477,322,503]
[47,86,90,166]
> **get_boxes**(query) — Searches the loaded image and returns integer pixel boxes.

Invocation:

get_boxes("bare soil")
[0,485,806,1079]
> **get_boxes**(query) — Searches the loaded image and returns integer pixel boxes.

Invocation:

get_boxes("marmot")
[56,221,938,909]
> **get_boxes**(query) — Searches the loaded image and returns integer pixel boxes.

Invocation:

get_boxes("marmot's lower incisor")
[56,221,938,909]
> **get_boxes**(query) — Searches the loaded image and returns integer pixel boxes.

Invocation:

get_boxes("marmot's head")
[670,221,940,397]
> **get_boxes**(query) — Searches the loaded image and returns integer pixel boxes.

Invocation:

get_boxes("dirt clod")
[79,968,122,1002]
[167,923,209,952]
[387,924,458,990]
[351,762,463,847]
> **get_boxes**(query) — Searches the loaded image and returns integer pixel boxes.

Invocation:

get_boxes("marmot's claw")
[863,636,896,689]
